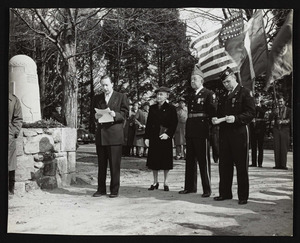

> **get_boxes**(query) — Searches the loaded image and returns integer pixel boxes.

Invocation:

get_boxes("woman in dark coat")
[144,87,178,191]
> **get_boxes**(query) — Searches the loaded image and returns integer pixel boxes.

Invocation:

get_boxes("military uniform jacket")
[93,91,129,146]
[250,105,268,134]
[216,84,255,129]
[186,87,217,138]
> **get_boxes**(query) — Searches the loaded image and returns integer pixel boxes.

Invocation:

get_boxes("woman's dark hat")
[155,86,171,93]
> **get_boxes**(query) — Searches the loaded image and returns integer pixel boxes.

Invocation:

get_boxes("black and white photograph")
[4,4,295,238]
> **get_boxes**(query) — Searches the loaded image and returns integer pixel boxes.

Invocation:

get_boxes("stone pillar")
[9,55,41,123]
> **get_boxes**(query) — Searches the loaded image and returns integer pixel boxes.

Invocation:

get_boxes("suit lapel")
[107,91,116,108]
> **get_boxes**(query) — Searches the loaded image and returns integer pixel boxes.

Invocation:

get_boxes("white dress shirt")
[105,92,113,104]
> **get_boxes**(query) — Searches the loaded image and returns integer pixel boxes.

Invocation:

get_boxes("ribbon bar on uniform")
[188,113,208,118]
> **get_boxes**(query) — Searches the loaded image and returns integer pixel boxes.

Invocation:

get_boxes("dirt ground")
[6,144,293,237]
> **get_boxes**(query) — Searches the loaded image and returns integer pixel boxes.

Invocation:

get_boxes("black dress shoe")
[148,183,159,190]
[164,185,169,191]
[258,165,262,168]
[109,194,118,198]
[213,196,232,201]
[249,164,257,167]
[273,166,280,169]
[201,193,211,198]
[179,189,197,194]
[92,191,106,197]
[280,167,288,170]
[238,200,247,205]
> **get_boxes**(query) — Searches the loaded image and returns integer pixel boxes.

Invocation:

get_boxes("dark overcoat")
[144,102,178,170]
[9,93,23,171]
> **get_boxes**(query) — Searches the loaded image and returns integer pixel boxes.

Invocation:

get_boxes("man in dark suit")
[269,95,291,170]
[212,67,255,205]
[92,75,129,198]
[179,65,217,198]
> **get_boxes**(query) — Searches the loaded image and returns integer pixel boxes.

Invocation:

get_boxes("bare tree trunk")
[37,39,46,117]
[62,54,78,128]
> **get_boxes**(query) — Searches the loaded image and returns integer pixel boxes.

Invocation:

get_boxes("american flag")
[189,12,244,82]
[219,12,244,47]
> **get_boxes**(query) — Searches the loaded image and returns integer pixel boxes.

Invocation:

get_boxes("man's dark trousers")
[184,137,211,194]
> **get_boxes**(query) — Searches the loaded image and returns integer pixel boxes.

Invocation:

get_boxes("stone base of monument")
[15,127,77,193]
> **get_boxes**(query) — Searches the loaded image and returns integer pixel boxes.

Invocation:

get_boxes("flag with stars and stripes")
[190,10,267,88]
[219,11,247,68]
[189,12,244,83]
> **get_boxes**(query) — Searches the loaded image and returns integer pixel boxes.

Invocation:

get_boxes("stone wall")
[15,127,77,193]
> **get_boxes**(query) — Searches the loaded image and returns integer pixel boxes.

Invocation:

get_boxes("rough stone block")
[31,168,43,181]
[33,153,44,162]
[24,134,54,154]
[34,161,44,169]
[14,182,26,195]
[15,155,35,181]
[67,152,76,173]
[25,181,40,192]
[43,161,57,176]
[35,129,44,134]
[61,128,77,152]
[51,128,62,143]
[53,142,61,153]
[56,157,68,175]
[23,129,38,137]
[38,176,57,190]
[53,152,67,158]
[60,174,70,187]
[43,128,53,135]
[56,173,62,188]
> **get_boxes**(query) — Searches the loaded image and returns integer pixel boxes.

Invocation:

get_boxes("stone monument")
[9,55,41,123]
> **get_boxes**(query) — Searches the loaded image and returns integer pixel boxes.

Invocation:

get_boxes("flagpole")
[272,80,278,110]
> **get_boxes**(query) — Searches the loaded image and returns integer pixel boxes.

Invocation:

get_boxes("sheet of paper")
[95,108,114,123]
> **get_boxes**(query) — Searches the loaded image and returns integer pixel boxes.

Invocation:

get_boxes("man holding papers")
[92,75,129,198]
[212,67,255,205]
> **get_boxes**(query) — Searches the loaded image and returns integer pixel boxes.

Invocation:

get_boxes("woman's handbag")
[135,125,145,135]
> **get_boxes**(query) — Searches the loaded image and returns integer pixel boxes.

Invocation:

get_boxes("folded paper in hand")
[213,117,226,125]
[95,108,114,123]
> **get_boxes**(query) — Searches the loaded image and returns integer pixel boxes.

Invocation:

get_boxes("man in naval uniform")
[212,67,255,205]
[179,65,217,198]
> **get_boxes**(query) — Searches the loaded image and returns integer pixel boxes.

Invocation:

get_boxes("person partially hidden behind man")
[212,67,255,205]
[92,75,129,198]
[9,93,23,196]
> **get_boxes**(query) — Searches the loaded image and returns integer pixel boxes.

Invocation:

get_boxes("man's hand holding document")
[212,115,235,125]
[95,108,115,123]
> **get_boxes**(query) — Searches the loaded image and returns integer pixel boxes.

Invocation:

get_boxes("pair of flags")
[264,10,293,90]
[190,10,293,91]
